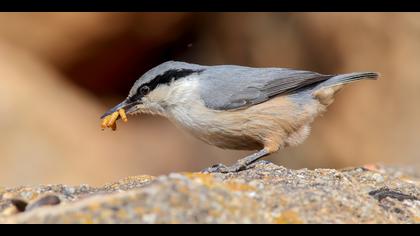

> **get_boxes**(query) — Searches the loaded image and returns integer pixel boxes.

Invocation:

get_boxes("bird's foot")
[201,149,271,174]
[201,163,244,173]
[201,161,262,174]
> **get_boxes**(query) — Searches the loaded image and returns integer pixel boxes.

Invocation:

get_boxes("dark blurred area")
[1,13,419,186]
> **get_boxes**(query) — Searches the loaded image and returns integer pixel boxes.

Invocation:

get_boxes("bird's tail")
[316,72,379,89]
[312,72,379,106]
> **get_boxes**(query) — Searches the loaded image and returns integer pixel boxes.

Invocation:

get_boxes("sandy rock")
[0,163,418,224]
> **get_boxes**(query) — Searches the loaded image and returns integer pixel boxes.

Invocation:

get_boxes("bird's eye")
[139,86,150,96]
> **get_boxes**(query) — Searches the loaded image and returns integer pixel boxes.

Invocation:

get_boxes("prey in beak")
[100,99,139,131]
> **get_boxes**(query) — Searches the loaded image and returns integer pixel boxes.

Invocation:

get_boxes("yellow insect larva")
[101,115,111,129]
[107,111,120,127]
[118,109,128,122]
[111,121,117,131]
[101,108,129,131]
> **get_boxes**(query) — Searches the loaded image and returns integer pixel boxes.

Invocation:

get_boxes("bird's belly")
[167,103,262,150]
[168,112,261,150]
[192,130,263,150]
[168,95,322,151]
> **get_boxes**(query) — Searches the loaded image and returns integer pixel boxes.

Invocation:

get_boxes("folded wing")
[198,66,333,110]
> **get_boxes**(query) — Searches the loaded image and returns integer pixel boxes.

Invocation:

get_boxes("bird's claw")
[201,160,272,174]
[201,163,246,173]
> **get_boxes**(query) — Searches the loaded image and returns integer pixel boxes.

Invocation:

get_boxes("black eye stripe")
[135,68,204,98]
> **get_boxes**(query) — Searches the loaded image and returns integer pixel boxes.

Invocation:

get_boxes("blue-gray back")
[197,65,333,110]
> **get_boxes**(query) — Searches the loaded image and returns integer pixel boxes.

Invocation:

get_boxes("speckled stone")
[0,163,418,224]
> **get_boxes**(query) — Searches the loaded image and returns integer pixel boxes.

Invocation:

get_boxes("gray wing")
[198,66,333,110]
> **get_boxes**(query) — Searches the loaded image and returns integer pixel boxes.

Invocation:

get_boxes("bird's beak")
[100,99,139,119]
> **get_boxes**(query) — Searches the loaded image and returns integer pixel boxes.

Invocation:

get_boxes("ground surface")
[0,162,419,223]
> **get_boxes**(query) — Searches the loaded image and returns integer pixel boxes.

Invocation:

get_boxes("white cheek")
[138,98,166,116]
[138,76,200,116]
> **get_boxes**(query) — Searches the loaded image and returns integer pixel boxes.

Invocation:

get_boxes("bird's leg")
[202,148,270,173]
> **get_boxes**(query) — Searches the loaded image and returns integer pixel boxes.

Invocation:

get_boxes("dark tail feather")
[317,72,379,89]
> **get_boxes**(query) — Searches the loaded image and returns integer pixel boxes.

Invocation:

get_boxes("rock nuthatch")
[101,61,379,173]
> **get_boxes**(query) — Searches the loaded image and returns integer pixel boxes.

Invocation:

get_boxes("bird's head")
[101,61,205,119]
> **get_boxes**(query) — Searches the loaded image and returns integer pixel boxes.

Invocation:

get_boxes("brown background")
[0,13,419,186]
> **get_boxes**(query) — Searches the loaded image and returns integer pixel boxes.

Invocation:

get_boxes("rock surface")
[0,162,419,224]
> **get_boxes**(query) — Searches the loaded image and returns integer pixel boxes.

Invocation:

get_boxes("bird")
[101,61,379,173]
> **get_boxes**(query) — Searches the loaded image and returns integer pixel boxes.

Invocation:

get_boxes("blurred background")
[0,12,419,186]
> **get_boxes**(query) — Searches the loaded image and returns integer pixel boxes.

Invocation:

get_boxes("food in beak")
[119,108,128,122]
[101,109,128,131]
